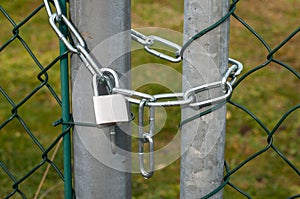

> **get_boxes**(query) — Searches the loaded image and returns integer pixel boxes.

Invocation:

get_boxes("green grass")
[0,0,299,198]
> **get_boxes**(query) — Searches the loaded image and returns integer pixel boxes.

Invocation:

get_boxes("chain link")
[138,99,155,179]
[225,58,243,86]
[144,35,182,63]
[131,29,154,46]
[185,81,232,108]
[43,0,105,80]
[148,93,194,107]
[43,0,62,18]
[131,29,182,63]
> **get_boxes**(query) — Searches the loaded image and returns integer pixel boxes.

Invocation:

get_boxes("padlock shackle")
[100,67,120,88]
[92,67,120,96]
[92,74,100,96]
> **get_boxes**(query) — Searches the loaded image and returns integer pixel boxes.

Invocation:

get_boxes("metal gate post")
[181,0,230,198]
[70,0,131,198]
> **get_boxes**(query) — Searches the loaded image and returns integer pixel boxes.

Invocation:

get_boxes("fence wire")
[0,0,299,199]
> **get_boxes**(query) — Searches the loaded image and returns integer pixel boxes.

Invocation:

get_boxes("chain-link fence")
[223,1,299,198]
[0,0,299,198]
[0,1,72,198]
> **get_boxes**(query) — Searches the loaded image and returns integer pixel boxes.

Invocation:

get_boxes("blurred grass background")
[0,0,299,198]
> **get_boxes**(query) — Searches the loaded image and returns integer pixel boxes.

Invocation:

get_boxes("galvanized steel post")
[70,0,131,198]
[181,0,230,198]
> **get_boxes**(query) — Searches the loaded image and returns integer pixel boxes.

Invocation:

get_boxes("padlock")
[92,70,130,125]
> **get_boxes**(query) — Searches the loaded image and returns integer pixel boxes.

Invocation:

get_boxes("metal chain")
[131,29,182,63]
[111,59,242,179]
[43,0,105,80]
[112,58,242,108]
[99,59,241,179]
[43,0,243,179]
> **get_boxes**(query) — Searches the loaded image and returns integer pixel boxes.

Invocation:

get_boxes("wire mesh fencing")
[0,1,72,198]
[217,1,299,198]
[0,0,299,198]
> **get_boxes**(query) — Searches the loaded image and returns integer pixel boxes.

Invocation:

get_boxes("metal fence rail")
[0,0,299,198]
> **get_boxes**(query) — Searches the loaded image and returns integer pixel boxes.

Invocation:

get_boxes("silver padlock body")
[93,94,130,125]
